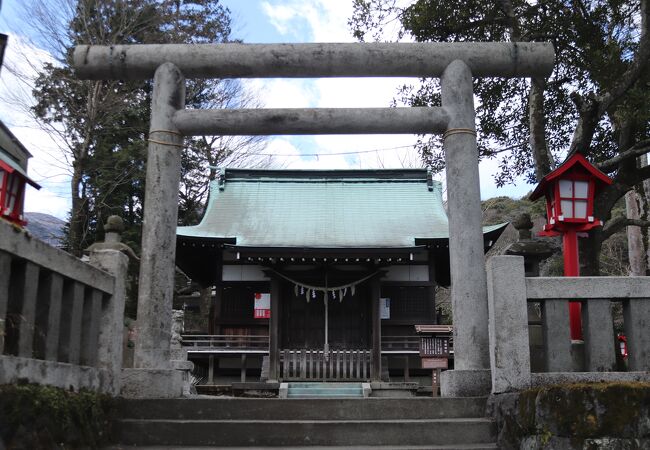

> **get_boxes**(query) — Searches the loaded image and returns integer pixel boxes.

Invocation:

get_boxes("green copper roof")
[177,169,504,249]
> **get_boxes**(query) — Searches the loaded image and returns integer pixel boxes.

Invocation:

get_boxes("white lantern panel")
[574,200,587,219]
[574,181,589,198]
[559,179,573,197]
[561,200,574,218]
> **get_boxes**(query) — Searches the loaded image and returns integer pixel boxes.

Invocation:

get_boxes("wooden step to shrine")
[282,382,368,398]
[109,397,497,448]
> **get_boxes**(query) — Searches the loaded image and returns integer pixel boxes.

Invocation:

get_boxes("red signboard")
[254,293,270,319]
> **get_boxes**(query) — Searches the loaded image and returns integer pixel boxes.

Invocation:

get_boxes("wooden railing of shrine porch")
[0,219,127,394]
[487,255,650,394]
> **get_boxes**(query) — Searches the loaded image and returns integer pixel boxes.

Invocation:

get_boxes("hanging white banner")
[254,293,271,319]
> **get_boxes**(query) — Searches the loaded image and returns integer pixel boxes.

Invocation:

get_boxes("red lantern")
[530,153,613,340]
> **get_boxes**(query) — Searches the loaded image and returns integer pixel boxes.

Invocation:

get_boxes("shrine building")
[175,168,505,385]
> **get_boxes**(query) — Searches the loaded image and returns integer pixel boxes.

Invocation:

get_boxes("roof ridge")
[222,168,429,181]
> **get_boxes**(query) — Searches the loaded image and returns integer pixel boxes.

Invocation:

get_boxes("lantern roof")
[530,153,612,201]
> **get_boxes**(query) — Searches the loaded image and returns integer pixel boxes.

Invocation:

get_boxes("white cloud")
[261,0,352,42]
[246,78,317,108]
[257,1,531,200]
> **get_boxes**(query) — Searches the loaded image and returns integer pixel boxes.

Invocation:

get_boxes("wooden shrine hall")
[175,168,506,384]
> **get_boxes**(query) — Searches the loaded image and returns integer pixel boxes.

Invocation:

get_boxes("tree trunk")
[580,181,626,276]
[625,154,650,275]
[579,231,603,276]
[68,163,85,257]
[529,77,554,180]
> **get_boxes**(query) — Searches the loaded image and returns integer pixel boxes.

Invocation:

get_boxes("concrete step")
[116,397,488,421]
[113,418,496,447]
[105,444,499,449]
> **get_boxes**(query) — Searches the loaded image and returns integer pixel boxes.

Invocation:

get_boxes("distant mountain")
[25,212,66,248]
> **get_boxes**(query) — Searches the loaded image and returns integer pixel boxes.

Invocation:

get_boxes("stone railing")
[487,255,650,394]
[0,219,127,394]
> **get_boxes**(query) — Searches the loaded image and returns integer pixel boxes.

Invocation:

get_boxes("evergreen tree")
[350,0,650,274]
[29,0,268,255]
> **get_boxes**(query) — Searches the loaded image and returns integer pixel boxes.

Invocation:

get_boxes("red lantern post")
[530,154,613,340]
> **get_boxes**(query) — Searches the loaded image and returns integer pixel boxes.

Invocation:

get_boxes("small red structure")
[530,153,613,340]
[617,334,628,359]
[0,121,40,227]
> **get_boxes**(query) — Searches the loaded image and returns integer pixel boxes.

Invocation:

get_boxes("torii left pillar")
[122,62,188,398]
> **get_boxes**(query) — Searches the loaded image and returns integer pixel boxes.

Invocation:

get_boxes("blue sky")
[0,0,535,219]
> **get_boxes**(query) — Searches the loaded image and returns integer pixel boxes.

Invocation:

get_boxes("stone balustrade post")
[87,215,130,395]
[486,256,531,393]
[624,298,650,371]
[505,213,555,372]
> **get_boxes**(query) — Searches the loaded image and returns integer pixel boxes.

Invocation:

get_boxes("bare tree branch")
[567,91,600,158]
[624,163,650,189]
[566,1,648,161]
[598,139,650,172]
[603,214,650,240]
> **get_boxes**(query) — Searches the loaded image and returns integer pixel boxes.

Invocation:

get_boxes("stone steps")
[114,418,496,447]
[116,397,488,420]
[110,397,497,448]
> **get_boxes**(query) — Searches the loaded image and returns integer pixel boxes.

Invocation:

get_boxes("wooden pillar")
[428,250,437,323]
[209,249,224,335]
[404,355,410,382]
[371,276,381,381]
[208,354,215,384]
[241,354,247,382]
[269,276,281,381]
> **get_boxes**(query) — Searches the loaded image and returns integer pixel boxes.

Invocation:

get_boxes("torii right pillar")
[440,60,492,397]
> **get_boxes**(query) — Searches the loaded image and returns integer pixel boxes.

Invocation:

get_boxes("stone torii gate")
[73,42,554,397]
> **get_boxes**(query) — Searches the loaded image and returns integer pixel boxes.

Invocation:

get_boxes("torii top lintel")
[73,42,554,80]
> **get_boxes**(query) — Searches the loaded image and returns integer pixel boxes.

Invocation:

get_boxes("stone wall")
[488,382,650,449]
